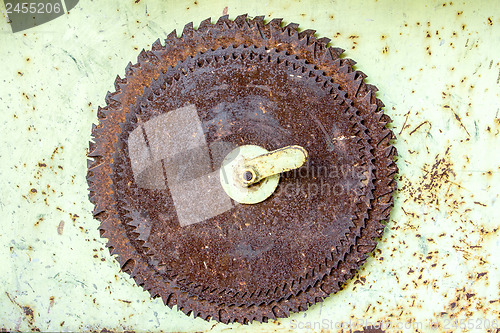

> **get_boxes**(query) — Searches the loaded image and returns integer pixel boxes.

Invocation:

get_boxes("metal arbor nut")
[87,15,398,324]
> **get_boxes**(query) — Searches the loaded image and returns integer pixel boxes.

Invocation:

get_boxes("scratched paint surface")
[0,0,499,332]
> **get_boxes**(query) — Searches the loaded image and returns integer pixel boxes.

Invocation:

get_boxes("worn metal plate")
[0,0,499,332]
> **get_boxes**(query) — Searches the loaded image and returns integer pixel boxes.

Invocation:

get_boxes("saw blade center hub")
[220,144,308,204]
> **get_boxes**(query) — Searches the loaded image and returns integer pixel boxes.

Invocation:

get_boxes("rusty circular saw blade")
[87,15,398,324]
[113,45,375,306]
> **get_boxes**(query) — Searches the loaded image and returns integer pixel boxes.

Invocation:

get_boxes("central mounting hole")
[243,170,254,182]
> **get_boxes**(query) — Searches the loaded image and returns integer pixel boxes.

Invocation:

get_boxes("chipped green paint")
[0,0,499,332]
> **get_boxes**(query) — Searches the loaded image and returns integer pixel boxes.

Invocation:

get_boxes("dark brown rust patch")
[114,46,376,307]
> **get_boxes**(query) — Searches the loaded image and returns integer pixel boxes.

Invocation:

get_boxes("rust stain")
[408,121,431,136]
[5,292,38,330]
[400,147,461,212]
[452,112,471,137]
[57,221,65,235]
[398,110,411,135]
[69,213,79,223]
[48,296,55,313]
[34,216,43,227]
[117,299,132,304]
[443,105,471,137]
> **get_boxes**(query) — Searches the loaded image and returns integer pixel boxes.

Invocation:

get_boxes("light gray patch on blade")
[128,125,165,190]
[163,145,211,184]
[169,171,233,227]
[135,161,166,190]
[144,104,207,163]
[209,141,238,168]
[127,104,235,226]
[128,125,152,179]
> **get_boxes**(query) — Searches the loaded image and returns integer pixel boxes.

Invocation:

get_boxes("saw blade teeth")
[332,58,343,70]
[317,37,331,45]
[105,91,118,105]
[149,77,163,95]
[365,83,379,93]
[351,78,364,97]
[163,293,177,308]
[96,106,107,119]
[198,17,212,31]
[355,70,368,80]
[125,61,135,76]
[151,38,163,50]
[86,158,96,170]
[284,22,299,31]
[274,304,289,318]
[145,50,160,64]
[251,15,265,23]
[304,41,316,56]
[360,90,373,107]
[330,46,345,58]
[114,75,126,91]
[266,17,283,28]
[119,121,132,135]
[298,29,315,41]
[165,30,177,43]
[234,14,248,28]
[318,48,334,65]
[87,144,105,157]
[341,58,355,68]
[338,64,350,74]
[346,71,357,81]
[215,14,231,28]
[182,22,194,38]
[129,98,142,116]
[87,161,106,177]
[137,49,148,62]
[141,86,154,101]
[89,123,98,140]
[99,215,115,233]
[114,251,131,267]
[367,104,378,116]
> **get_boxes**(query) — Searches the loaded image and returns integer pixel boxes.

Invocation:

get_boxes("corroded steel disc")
[87,15,397,324]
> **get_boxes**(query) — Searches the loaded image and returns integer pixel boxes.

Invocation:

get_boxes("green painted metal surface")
[1,0,499,331]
